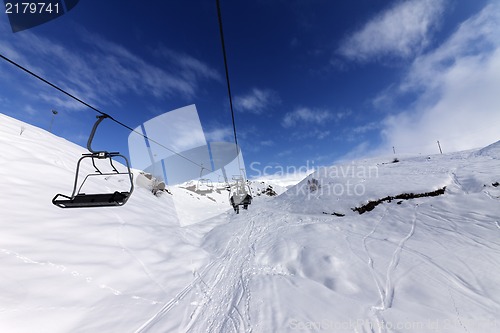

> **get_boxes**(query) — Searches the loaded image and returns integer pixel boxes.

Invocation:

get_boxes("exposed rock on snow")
[352,186,447,214]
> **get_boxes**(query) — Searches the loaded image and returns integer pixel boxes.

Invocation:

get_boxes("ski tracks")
[448,287,471,333]
[135,213,271,333]
[382,207,417,310]
[362,208,388,290]
[134,258,219,333]
[362,205,418,333]
[185,217,263,333]
[114,213,169,295]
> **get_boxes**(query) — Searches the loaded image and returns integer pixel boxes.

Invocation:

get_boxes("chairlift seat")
[229,178,253,214]
[196,178,214,194]
[52,191,131,208]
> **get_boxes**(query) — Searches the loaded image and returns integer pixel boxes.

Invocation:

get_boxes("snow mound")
[275,154,455,216]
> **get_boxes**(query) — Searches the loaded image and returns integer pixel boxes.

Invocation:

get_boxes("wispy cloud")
[204,126,234,142]
[352,122,380,134]
[281,107,351,140]
[375,3,500,155]
[0,21,221,113]
[22,105,38,116]
[154,47,222,84]
[37,93,84,111]
[277,149,293,157]
[282,107,332,128]
[334,109,352,121]
[260,140,274,147]
[338,0,446,62]
[78,32,220,101]
[400,4,500,93]
[234,88,280,114]
[311,129,330,140]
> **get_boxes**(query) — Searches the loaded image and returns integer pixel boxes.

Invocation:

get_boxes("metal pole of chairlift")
[200,164,205,179]
[437,140,443,154]
[49,109,58,133]
[240,168,247,181]
[221,166,228,184]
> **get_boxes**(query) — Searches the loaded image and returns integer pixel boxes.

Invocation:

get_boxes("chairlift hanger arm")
[87,115,109,154]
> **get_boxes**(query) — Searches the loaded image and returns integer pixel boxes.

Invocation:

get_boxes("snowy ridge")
[1,113,500,333]
[477,140,500,159]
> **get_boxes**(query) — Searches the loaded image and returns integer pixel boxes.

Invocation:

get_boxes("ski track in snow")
[135,215,265,333]
[134,259,219,333]
[361,208,388,333]
[418,210,500,253]
[395,241,500,312]
[377,202,500,314]
[361,205,418,333]
[114,213,170,295]
[450,172,466,194]
[448,287,471,333]
[382,206,417,310]
[0,248,163,306]
[184,218,259,333]
[135,211,293,333]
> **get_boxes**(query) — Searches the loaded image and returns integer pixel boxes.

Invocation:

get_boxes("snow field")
[1,112,500,332]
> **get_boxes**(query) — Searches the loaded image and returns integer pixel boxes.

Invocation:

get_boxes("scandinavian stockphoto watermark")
[288,318,499,331]
[250,160,379,198]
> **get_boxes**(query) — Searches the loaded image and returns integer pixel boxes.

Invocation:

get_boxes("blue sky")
[1,0,499,180]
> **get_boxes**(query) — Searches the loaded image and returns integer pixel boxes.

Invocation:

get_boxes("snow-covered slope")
[1,113,500,333]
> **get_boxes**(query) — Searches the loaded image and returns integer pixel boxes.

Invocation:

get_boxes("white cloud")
[289,128,332,141]
[401,3,500,92]
[277,149,293,157]
[352,122,380,134]
[204,126,233,142]
[334,109,352,121]
[155,47,222,84]
[260,140,274,147]
[376,4,500,155]
[23,105,38,116]
[314,130,331,140]
[79,33,218,100]
[282,107,332,128]
[0,21,221,112]
[234,88,280,114]
[38,93,85,111]
[338,0,445,62]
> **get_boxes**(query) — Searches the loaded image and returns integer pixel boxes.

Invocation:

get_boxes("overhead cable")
[0,53,207,170]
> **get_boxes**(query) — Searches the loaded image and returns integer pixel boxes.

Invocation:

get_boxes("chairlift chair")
[229,176,252,214]
[52,115,134,208]
[196,178,214,194]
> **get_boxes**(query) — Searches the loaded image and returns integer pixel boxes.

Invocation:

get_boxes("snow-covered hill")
[1,113,500,333]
